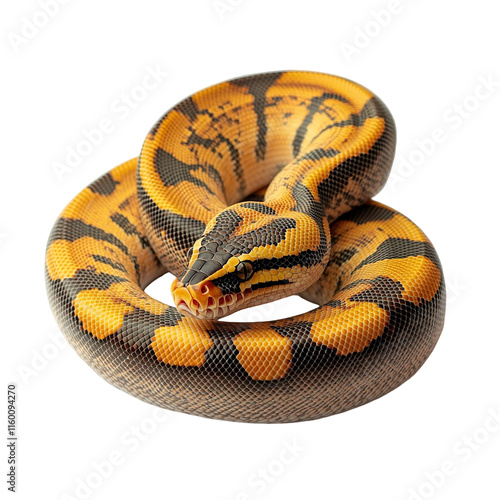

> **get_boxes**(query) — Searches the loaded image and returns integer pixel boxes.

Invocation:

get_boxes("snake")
[45,71,445,423]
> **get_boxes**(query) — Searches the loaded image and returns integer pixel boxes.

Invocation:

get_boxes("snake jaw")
[171,278,245,320]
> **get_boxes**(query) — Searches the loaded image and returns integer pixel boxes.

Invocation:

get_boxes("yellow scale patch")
[309,301,389,355]
[233,329,292,381]
[152,319,214,367]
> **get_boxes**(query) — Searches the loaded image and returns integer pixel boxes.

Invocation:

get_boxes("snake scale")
[45,71,445,423]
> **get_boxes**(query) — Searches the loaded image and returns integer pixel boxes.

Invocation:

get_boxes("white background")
[2,1,500,499]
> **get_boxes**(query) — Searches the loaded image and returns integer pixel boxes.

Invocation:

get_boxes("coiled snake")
[45,71,445,423]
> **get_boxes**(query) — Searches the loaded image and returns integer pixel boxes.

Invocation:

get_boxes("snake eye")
[186,247,193,262]
[236,261,254,281]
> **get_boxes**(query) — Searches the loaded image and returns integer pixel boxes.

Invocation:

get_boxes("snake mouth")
[171,279,247,320]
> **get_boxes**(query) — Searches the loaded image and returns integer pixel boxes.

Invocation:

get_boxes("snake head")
[171,203,329,320]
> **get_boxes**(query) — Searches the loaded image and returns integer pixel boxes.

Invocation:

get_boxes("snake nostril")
[201,285,209,294]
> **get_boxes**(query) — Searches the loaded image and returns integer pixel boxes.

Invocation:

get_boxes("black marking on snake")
[91,254,128,273]
[233,72,283,160]
[137,172,206,254]
[186,131,244,195]
[271,321,342,369]
[154,148,225,198]
[203,341,241,374]
[227,218,297,254]
[354,239,441,271]
[250,279,290,292]
[116,307,184,350]
[347,276,406,311]
[185,128,213,149]
[176,96,218,124]
[110,213,149,248]
[289,182,329,267]
[187,250,227,280]
[117,197,132,211]
[182,214,243,285]
[199,209,243,246]
[238,202,277,215]
[309,97,386,146]
[340,203,395,224]
[291,182,323,224]
[272,321,314,342]
[330,248,358,267]
[200,260,224,277]
[266,95,284,108]
[253,247,326,274]
[211,272,240,295]
[50,268,129,301]
[333,275,407,312]
[50,218,129,256]
[232,218,297,248]
[176,96,200,122]
[217,134,244,194]
[198,241,221,254]
[89,173,120,195]
[316,130,390,210]
[164,212,206,249]
[292,92,350,157]
[203,324,251,374]
[323,299,343,308]
[296,148,340,163]
[181,269,207,286]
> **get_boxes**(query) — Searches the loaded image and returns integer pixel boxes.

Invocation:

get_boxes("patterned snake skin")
[45,71,445,423]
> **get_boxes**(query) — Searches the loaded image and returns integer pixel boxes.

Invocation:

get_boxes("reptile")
[45,71,445,423]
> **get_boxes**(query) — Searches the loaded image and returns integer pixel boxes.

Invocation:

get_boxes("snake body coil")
[46,71,445,423]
